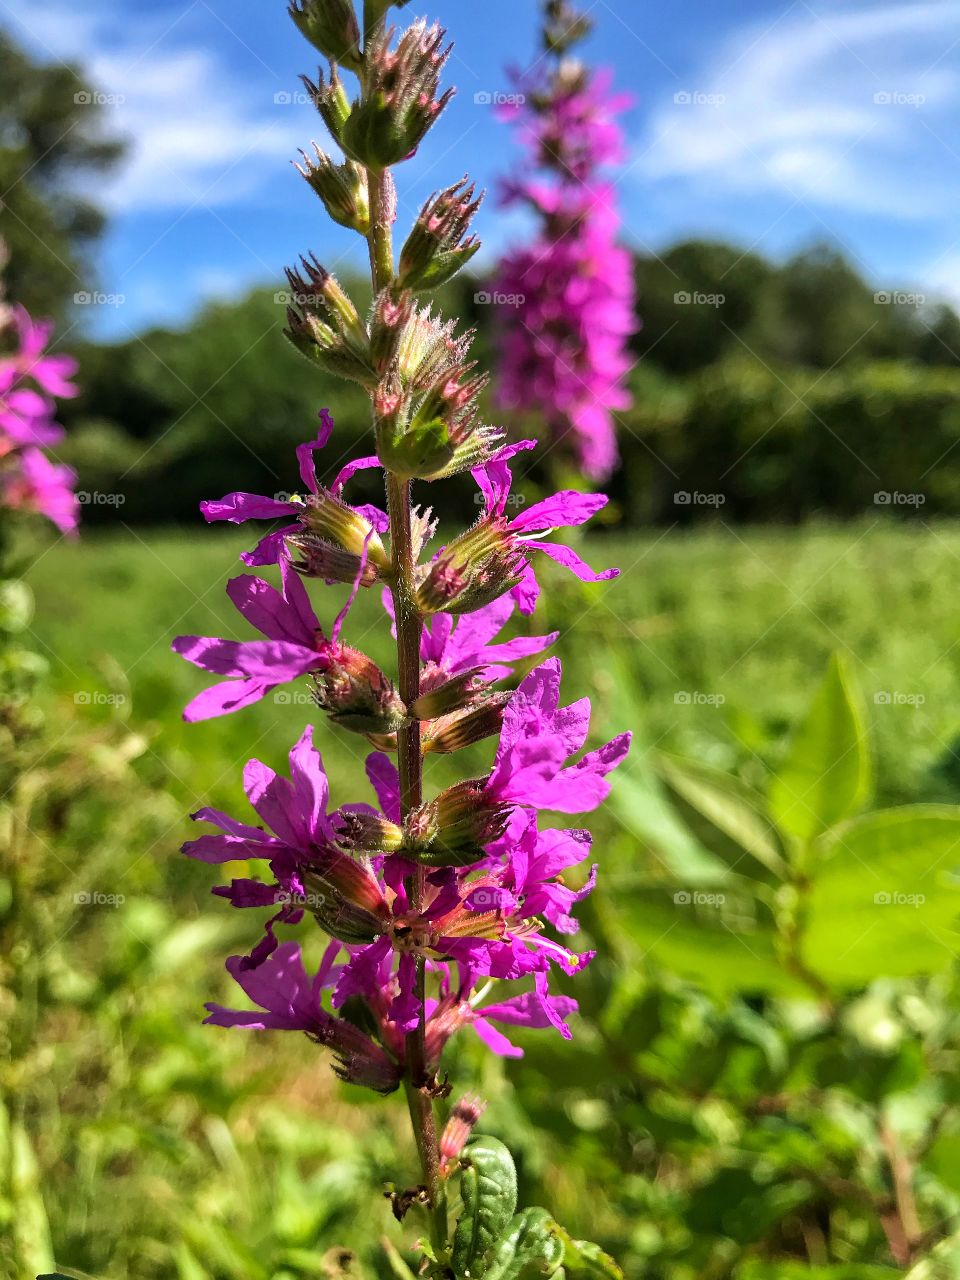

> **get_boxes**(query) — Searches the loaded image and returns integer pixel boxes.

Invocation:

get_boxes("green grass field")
[24,518,960,810]
[11,518,960,1279]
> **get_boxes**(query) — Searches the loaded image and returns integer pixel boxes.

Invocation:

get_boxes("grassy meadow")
[8,517,960,1279]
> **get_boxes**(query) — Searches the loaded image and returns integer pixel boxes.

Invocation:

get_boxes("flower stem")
[360,6,447,1251]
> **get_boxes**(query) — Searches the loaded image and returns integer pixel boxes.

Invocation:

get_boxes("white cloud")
[636,0,960,220]
[6,0,315,212]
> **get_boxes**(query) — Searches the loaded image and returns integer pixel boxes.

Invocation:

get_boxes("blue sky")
[4,0,960,339]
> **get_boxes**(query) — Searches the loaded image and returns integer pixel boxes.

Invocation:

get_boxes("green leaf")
[655,751,788,879]
[451,1136,518,1279]
[551,1225,624,1280]
[805,806,960,982]
[604,889,797,995]
[482,1208,564,1280]
[769,653,870,842]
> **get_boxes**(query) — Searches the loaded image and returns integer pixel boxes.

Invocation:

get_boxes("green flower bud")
[340,22,453,171]
[398,178,483,292]
[289,0,362,70]
[295,145,370,235]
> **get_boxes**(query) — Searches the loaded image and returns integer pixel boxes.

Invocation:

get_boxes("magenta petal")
[365,752,402,823]
[288,726,332,843]
[243,759,308,848]
[241,527,297,566]
[533,540,619,584]
[182,678,273,722]
[512,490,608,533]
[201,492,298,524]
[472,1017,524,1058]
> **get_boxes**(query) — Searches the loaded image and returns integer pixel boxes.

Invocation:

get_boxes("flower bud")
[301,65,352,142]
[370,289,415,376]
[399,178,483,292]
[302,852,391,943]
[284,255,375,388]
[417,519,524,615]
[302,490,389,567]
[340,22,454,170]
[311,647,407,736]
[335,809,405,855]
[423,695,509,754]
[289,533,382,586]
[440,1093,487,1174]
[409,669,486,720]
[295,146,370,235]
[316,1016,402,1094]
[403,778,511,866]
[289,0,362,70]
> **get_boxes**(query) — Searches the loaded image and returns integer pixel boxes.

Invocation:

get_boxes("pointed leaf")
[805,806,960,983]
[656,752,788,879]
[551,1224,624,1280]
[482,1208,564,1280]
[452,1136,518,1279]
[769,653,870,843]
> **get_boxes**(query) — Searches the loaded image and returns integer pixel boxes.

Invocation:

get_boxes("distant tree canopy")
[633,240,960,374]
[57,239,960,527]
[0,30,125,319]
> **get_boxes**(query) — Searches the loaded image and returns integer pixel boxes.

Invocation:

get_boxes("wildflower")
[494,56,635,481]
[205,941,402,1092]
[419,444,619,615]
[485,659,631,813]
[199,411,387,567]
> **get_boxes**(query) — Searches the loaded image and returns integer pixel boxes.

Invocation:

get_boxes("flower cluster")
[0,296,79,534]
[176,423,629,1085]
[493,5,635,482]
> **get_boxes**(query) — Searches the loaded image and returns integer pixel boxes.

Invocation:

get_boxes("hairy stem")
[361,4,447,1250]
